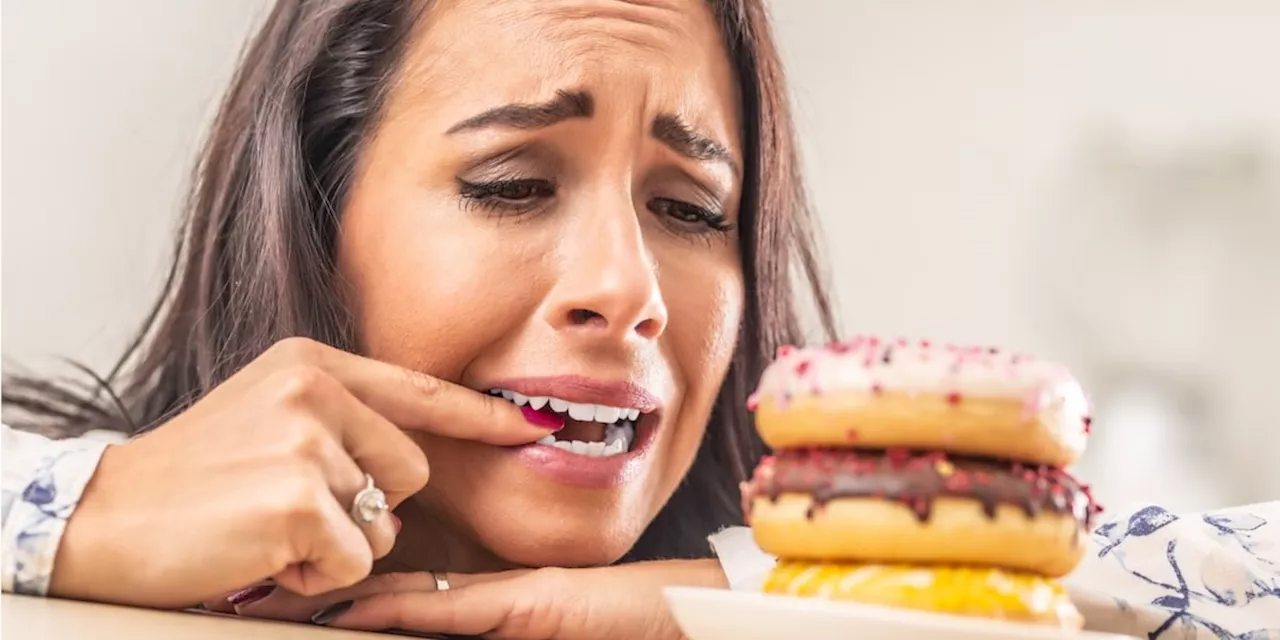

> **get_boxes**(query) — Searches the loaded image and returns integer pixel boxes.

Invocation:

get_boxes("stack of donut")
[743,337,1102,629]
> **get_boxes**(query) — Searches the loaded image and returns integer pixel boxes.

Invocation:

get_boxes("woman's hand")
[47,337,554,609]
[233,559,730,639]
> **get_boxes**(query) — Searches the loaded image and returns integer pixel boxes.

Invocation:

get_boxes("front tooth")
[604,439,625,456]
[567,402,596,421]
[500,389,514,400]
[626,408,641,421]
[511,392,529,406]
[585,442,606,457]
[549,398,569,413]
[536,434,556,445]
[570,440,589,455]
[528,396,549,410]
[594,405,622,424]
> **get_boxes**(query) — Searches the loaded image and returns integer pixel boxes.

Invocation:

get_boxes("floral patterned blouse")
[4,423,1278,637]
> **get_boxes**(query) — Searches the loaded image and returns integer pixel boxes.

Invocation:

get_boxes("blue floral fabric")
[1068,501,1280,638]
[2,424,109,595]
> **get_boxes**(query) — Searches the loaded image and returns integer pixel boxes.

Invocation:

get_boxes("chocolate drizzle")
[746,448,1102,530]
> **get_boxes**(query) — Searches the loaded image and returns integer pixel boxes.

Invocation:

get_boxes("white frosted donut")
[748,337,1091,466]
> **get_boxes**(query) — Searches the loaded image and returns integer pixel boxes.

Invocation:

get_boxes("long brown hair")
[2,0,836,561]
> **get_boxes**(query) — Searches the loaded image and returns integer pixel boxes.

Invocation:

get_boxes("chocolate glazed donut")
[747,449,1101,529]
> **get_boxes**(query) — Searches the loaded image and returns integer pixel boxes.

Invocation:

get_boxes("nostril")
[569,308,605,327]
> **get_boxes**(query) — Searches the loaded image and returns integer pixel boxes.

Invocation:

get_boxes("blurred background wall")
[4,1,1278,514]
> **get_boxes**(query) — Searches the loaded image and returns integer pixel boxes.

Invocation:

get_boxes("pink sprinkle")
[796,360,812,375]
[920,339,932,348]
[871,383,884,395]
[778,345,794,358]
[946,392,962,406]
[746,393,760,411]
[896,337,910,347]
[1083,416,1093,434]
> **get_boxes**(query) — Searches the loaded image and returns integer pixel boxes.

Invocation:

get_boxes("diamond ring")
[349,473,388,524]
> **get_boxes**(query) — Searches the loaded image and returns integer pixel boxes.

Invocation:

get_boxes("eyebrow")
[447,89,738,172]
[650,114,738,173]
[446,90,594,134]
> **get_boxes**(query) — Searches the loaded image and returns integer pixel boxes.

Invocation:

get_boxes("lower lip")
[511,417,657,488]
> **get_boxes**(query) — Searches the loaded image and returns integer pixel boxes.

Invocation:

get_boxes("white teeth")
[493,390,643,425]
[536,421,636,458]
[594,405,622,423]
[567,402,595,421]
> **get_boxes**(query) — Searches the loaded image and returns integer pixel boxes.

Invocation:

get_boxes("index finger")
[312,345,556,446]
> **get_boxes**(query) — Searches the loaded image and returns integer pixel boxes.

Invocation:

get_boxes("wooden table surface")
[1,594,392,639]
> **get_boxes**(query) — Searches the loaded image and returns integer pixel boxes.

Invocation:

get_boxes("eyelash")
[456,178,734,234]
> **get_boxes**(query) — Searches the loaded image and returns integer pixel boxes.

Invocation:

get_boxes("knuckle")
[405,452,431,492]
[405,369,443,399]
[276,477,329,526]
[280,420,329,463]
[269,365,336,409]
[269,336,325,364]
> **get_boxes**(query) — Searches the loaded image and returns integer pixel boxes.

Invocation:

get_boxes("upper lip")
[485,375,662,413]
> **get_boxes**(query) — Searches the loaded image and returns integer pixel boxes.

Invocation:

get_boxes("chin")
[474,495,653,568]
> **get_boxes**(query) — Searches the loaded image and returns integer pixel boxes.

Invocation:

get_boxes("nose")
[542,206,668,342]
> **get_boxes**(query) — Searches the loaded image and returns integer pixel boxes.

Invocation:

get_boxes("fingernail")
[227,584,275,606]
[520,404,565,430]
[391,513,402,534]
[311,600,353,625]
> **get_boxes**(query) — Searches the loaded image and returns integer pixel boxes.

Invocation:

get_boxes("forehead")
[388,0,741,149]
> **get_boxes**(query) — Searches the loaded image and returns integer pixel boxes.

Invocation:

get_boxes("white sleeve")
[707,525,775,592]
[1,423,112,596]
[706,502,1280,637]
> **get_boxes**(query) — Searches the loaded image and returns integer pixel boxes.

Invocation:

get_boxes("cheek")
[666,263,744,401]
[335,178,544,375]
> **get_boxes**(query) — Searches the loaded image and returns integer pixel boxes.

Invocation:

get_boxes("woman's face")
[337,0,744,568]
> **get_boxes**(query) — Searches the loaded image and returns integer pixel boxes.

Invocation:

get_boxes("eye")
[457,178,555,213]
[648,198,734,233]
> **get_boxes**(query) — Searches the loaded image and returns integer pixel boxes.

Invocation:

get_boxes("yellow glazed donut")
[743,449,1098,577]
[748,338,1092,467]
[764,560,1084,630]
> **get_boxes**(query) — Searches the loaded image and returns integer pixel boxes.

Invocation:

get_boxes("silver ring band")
[349,473,388,524]
[432,571,451,592]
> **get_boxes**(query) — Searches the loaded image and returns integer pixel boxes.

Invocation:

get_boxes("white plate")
[663,587,1134,640]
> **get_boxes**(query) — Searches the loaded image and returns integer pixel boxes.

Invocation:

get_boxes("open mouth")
[488,388,642,458]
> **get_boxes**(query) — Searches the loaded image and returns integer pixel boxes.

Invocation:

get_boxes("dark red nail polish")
[520,404,565,430]
[227,584,275,606]
[311,600,353,625]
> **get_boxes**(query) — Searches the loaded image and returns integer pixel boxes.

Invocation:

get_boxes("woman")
[4,0,832,635]
[6,1,1278,638]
